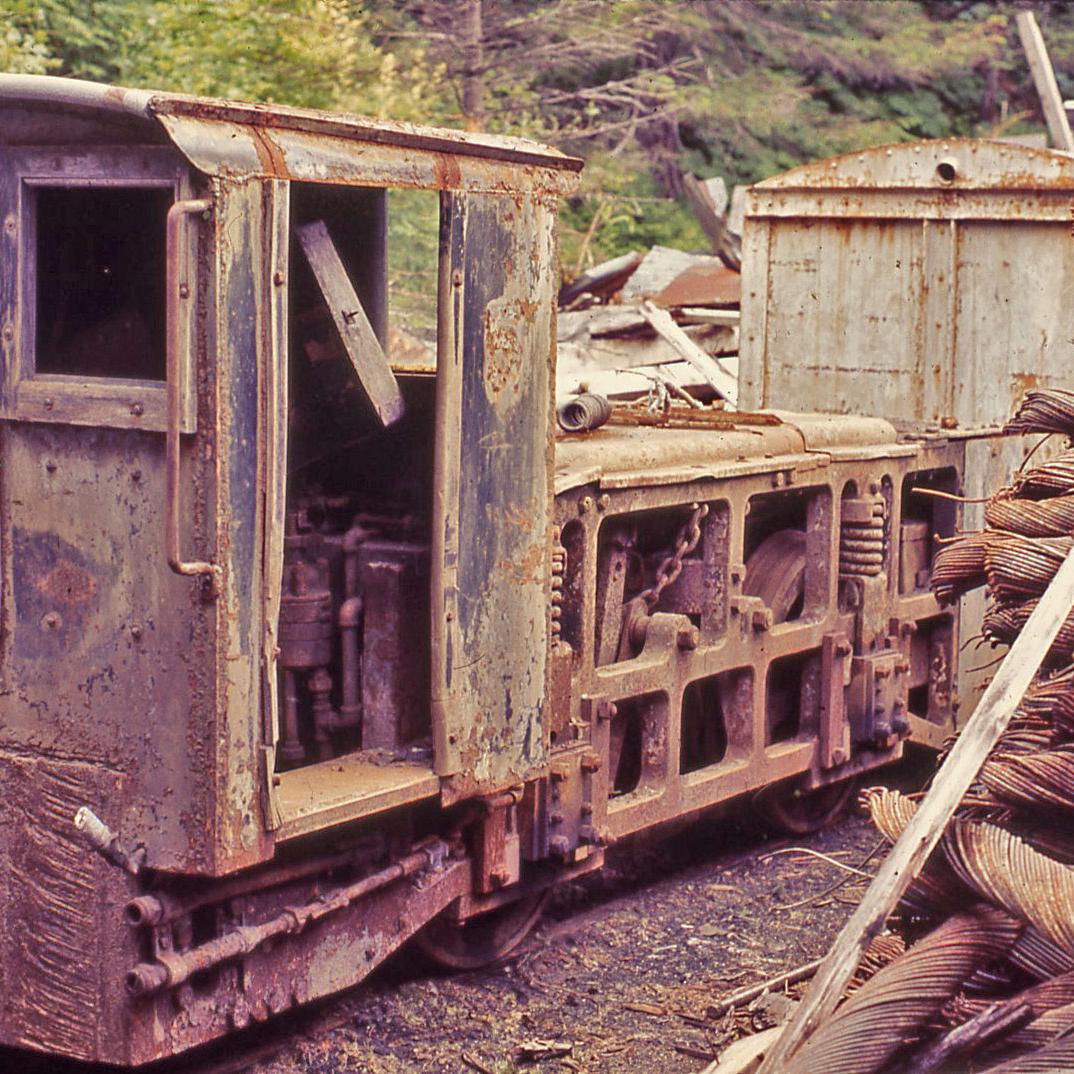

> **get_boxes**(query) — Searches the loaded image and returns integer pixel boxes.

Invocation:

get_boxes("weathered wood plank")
[756,544,1074,1074]
[295,219,404,426]
[1016,11,1074,152]
[638,301,738,404]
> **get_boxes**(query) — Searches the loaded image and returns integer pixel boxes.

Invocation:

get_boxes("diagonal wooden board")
[295,219,405,427]
[1016,11,1074,153]
[756,545,1074,1074]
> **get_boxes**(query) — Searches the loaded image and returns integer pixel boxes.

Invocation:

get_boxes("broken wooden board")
[1016,11,1074,152]
[639,301,738,405]
[755,544,1074,1074]
[295,219,405,426]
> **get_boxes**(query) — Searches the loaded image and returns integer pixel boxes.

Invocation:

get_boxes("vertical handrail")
[165,198,218,587]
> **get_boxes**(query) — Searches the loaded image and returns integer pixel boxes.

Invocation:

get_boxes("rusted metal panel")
[207,176,281,872]
[741,139,1074,426]
[432,191,557,802]
[740,139,1074,719]
[154,114,580,196]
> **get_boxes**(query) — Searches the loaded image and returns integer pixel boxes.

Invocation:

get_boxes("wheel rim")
[755,777,857,836]
[414,889,549,970]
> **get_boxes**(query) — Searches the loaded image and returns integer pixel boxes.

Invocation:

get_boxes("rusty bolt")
[875,665,890,679]
[832,748,847,765]
[834,639,852,657]
[580,801,593,817]
[548,835,570,858]
[489,870,510,889]
[549,810,564,825]
[597,494,611,512]
[178,283,190,300]
[550,764,569,782]
[1,324,13,341]
[580,753,601,773]
[578,495,594,515]
[452,269,463,287]
[131,469,142,482]
[751,608,773,632]
[772,471,785,489]
[273,270,286,286]
[130,402,144,417]
[45,460,57,474]
[869,480,880,495]
[677,624,701,650]
[364,947,375,961]
[43,397,53,411]
[40,611,61,631]
[130,624,143,640]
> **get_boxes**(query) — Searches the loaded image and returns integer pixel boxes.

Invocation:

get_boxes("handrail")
[165,197,218,588]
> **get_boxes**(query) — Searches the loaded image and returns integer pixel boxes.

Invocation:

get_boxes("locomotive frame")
[0,75,970,1065]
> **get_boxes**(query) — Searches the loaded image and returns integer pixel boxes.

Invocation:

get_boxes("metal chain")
[637,502,709,611]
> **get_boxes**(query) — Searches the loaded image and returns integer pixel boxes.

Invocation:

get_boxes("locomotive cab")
[0,75,578,1063]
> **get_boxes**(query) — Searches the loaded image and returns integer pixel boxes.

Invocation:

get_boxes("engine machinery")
[0,75,1026,1065]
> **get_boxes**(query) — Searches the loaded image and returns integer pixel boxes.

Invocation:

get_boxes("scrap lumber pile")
[556,244,741,405]
[755,388,1074,1074]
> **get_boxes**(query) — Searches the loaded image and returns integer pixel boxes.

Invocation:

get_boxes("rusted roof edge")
[752,137,1074,193]
[0,74,583,175]
[148,96,584,174]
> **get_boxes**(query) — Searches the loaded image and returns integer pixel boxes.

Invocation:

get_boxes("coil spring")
[551,527,566,641]
[840,499,886,577]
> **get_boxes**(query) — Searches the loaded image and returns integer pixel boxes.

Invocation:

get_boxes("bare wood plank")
[682,173,742,271]
[638,301,738,405]
[756,544,1074,1074]
[295,219,404,426]
[1016,11,1074,152]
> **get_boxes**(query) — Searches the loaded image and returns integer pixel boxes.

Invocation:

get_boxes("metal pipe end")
[125,962,169,998]
[125,895,165,928]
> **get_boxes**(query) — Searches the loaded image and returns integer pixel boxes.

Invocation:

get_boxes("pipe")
[338,595,363,728]
[125,838,452,997]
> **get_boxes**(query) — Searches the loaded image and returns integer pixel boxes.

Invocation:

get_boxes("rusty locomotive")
[0,75,973,1065]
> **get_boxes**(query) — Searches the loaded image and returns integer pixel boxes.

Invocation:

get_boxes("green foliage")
[10,1,1074,284]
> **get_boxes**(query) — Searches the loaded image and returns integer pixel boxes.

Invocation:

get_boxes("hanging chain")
[637,502,709,611]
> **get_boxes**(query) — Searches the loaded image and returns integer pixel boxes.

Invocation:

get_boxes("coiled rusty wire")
[944,822,1074,956]
[986,490,1074,538]
[980,747,1074,818]
[946,974,1074,1058]
[1007,925,1074,982]
[975,1033,1074,1072]
[782,908,1019,1074]
[983,599,1074,664]
[985,535,1074,602]
[861,788,965,921]
[1011,449,1074,499]
[1004,388,1074,437]
[932,531,989,605]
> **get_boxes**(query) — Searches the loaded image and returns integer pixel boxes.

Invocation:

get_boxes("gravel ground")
[257,782,898,1074]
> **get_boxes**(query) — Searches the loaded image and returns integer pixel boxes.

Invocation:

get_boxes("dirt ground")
[256,774,904,1074]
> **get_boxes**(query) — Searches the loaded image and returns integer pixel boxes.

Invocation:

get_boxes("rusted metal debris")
[769,387,1074,1072]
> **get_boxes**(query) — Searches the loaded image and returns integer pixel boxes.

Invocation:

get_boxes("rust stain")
[433,152,462,190]
[249,127,291,179]
[35,560,97,607]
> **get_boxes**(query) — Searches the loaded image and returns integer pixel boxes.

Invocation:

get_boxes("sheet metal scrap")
[781,909,1019,1074]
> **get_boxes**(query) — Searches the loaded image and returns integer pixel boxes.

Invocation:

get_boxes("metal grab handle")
[165,198,219,587]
